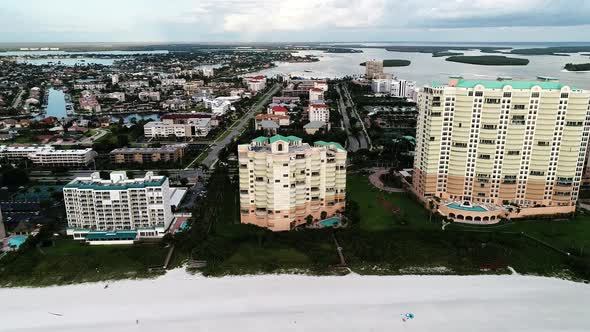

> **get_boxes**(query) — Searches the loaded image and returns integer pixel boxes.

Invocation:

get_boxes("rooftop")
[433,78,584,91]
[110,144,187,154]
[269,135,302,144]
[64,171,167,191]
[314,141,346,151]
[259,120,280,129]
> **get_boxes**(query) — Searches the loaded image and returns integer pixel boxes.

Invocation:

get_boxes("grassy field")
[347,175,434,231]
[447,213,590,256]
[0,238,168,287]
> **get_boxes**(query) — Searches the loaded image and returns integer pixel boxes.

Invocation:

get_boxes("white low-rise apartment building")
[371,78,416,98]
[28,148,97,167]
[160,78,187,87]
[138,91,161,102]
[0,145,97,166]
[238,135,347,231]
[64,171,174,244]
[144,118,211,138]
[371,79,391,94]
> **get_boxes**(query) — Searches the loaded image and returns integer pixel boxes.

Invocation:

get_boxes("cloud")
[412,0,590,28]
[1,0,589,42]
[222,0,387,33]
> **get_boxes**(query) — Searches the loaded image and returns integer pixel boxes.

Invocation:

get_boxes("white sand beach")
[1,270,589,332]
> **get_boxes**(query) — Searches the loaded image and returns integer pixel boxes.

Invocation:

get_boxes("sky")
[1,0,589,43]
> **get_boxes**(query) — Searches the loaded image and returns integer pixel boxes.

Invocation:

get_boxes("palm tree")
[305,215,313,226]
[428,200,437,223]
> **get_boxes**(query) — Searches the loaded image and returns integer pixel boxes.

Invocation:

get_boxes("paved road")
[335,84,360,152]
[11,88,24,109]
[342,84,372,150]
[53,129,108,146]
[188,84,281,169]
[368,168,407,193]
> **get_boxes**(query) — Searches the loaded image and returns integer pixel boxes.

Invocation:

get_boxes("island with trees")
[360,59,411,67]
[564,63,590,72]
[445,55,529,66]
[319,48,363,54]
[384,46,508,56]
[510,46,590,56]
[432,51,464,57]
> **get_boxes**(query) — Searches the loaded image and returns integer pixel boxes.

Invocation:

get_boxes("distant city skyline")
[1,0,590,43]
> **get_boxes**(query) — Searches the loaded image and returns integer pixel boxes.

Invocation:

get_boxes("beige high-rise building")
[238,135,347,231]
[413,78,590,222]
[365,59,383,79]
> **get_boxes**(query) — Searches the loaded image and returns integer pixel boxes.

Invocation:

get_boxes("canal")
[44,88,67,119]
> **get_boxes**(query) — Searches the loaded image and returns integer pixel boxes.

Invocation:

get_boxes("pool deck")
[439,201,505,224]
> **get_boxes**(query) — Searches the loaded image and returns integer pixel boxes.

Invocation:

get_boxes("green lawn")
[0,238,168,287]
[447,212,590,256]
[347,175,435,231]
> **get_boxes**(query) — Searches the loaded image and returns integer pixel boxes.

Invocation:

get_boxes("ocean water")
[251,43,590,88]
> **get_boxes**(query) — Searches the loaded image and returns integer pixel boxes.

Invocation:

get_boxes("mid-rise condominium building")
[64,171,173,243]
[144,118,211,138]
[238,135,347,231]
[0,145,97,166]
[110,144,187,164]
[413,77,590,222]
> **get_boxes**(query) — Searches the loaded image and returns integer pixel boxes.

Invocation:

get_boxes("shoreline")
[1,264,586,289]
[1,268,588,332]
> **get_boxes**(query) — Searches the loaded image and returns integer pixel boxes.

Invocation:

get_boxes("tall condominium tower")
[238,135,347,231]
[365,59,384,79]
[413,78,590,221]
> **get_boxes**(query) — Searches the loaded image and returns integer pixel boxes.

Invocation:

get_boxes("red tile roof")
[39,116,58,124]
[271,105,288,113]
[310,104,329,108]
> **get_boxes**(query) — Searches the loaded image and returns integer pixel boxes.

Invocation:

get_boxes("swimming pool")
[447,203,487,212]
[319,217,341,227]
[8,235,28,249]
